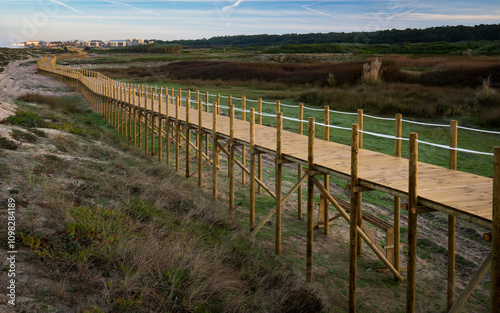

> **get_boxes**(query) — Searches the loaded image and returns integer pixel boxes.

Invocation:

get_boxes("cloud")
[104,0,162,16]
[48,0,84,14]
[222,0,244,11]
[302,2,338,19]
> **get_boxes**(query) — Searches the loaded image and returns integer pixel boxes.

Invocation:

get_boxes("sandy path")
[0,58,78,120]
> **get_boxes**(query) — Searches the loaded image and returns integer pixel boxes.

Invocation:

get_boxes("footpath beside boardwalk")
[37,56,499,313]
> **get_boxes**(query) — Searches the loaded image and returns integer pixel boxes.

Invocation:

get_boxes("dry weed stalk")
[362,58,382,84]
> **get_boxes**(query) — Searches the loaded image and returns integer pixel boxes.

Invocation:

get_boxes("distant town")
[18,38,149,48]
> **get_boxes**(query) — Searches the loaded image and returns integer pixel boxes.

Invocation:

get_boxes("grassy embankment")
[1,93,326,312]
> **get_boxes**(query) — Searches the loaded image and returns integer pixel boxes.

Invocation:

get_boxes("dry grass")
[1,93,324,312]
[362,58,382,84]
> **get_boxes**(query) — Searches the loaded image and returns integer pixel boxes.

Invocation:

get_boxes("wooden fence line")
[37,58,498,313]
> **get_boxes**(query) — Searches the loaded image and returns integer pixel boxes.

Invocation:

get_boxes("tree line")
[153,24,500,48]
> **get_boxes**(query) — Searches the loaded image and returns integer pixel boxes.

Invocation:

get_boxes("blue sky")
[1,0,499,46]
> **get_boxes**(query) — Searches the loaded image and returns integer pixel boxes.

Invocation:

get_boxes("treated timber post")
[176,97,180,173]
[357,109,363,149]
[158,87,163,161]
[249,108,256,231]
[258,98,263,194]
[493,147,500,313]
[128,87,132,141]
[216,93,220,115]
[151,86,156,157]
[306,117,315,282]
[448,120,458,310]
[356,109,363,256]
[198,100,203,188]
[242,96,247,185]
[349,124,360,313]
[394,113,402,280]
[166,92,171,165]
[298,103,304,220]
[205,92,209,157]
[276,112,283,255]
[323,105,330,235]
[133,87,137,146]
[186,95,191,178]
[229,105,235,219]
[139,90,143,148]
[213,102,219,201]
[407,133,418,313]
[145,88,149,154]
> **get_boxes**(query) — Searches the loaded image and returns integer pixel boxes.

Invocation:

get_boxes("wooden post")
[205,92,209,157]
[258,98,263,194]
[138,90,142,148]
[306,117,315,282]
[158,87,163,161]
[128,87,132,140]
[229,105,235,219]
[323,105,330,235]
[249,108,256,231]
[242,96,247,185]
[133,87,137,146]
[144,88,149,154]
[492,147,500,313]
[198,100,203,188]
[212,102,219,201]
[349,124,360,313]
[216,93,220,115]
[448,120,458,310]
[276,112,283,255]
[357,109,363,149]
[151,86,156,157]
[298,103,304,220]
[407,133,418,313]
[166,92,170,165]
[394,113,402,279]
[176,97,180,173]
[186,95,191,178]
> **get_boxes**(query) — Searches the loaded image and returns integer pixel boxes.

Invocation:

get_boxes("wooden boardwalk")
[37,56,499,313]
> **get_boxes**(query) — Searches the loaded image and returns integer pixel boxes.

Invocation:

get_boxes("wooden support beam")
[250,108,256,231]
[186,95,191,178]
[175,97,180,173]
[276,112,283,255]
[249,172,308,238]
[166,95,170,165]
[217,142,276,199]
[448,119,458,311]
[323,105,330,235]
[229,105,235,219]
[349,123,360,313]
[158,87,163,161]
[298,103,304,220]
[407,133,418,313]
[310,176,404,281]
[212,102,219,201]
[307,117,315,283]
[242,96,247,185]
[258,98,263,194]
[198,100,203,188]
[449,253,492,313]
[394,113,402,281]
[493,146,500,313]
[144,88,148,154]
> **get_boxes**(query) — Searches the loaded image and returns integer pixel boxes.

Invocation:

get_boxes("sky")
[0,0,499,47]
